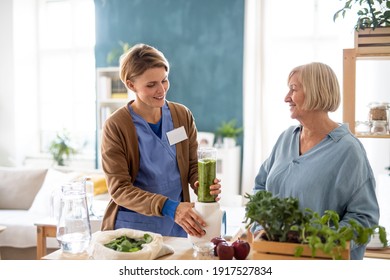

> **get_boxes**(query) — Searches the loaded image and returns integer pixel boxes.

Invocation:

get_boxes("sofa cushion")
[0,167,48,210]
[91,174,108,195]
[28,168,82,216]
[0,210,59,248]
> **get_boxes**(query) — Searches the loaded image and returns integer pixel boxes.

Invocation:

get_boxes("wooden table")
[0,225,6,260]
[39,206,246,260]
[42,236,195,260]
[34,218,57,260]
[35,217,103,260]
[42,235,390,260]
[365,248,390,260]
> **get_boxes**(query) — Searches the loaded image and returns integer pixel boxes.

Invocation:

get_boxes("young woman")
[100,43,221,238]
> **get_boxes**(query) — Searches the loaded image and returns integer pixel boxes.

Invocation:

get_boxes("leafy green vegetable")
[244,191,388,259]
[104,234,153,253]
[244,191,310,242]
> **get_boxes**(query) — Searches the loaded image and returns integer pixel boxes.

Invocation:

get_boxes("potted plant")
[244,191,388,260]
[106,41,131,66]
[333,0,390,31]
[215,119,243,148]
[48,130,78,166]
[334,1,390,55]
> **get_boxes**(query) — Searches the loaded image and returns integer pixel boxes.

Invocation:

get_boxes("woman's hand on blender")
[175,202,207,237]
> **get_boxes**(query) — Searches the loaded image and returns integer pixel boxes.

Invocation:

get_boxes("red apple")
[217,242,235,260]
[210,236,226,256]
[232,238,250,260]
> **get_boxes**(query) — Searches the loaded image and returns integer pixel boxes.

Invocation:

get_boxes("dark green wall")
[94,0,244,142]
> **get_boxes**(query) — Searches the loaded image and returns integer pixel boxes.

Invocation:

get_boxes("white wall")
[242,0,389,197]
[0,0,40,167]
[355,60,390,180]
[14,0,40,165]
[0,0,16,166]
[1,0,389,178]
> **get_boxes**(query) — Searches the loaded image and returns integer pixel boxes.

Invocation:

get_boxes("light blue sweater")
[254,124,379,260]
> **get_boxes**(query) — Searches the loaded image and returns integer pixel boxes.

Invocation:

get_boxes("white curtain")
[241,0,265,196]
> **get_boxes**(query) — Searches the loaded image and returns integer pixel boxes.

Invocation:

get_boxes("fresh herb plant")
[244,191,388,259]
[104,234,153,253]
[244,191,309,242]
[297,209,388,259]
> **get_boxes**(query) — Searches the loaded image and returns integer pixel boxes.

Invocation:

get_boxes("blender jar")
[197,147,217,202]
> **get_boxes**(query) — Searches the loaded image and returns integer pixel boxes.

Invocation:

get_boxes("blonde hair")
[288,62,340,112]
[119,43,169,88]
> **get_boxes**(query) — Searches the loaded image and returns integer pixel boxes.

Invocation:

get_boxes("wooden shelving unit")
[95,67,134,168]
[343,27,390,137]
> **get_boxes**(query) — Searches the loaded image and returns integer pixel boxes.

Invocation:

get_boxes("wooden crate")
[251,239,350,260]
[354,27,390,55]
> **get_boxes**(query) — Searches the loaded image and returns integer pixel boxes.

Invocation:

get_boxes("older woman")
[253,62,379,259]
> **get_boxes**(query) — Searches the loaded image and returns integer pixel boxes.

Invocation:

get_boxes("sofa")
[0,166,108,260]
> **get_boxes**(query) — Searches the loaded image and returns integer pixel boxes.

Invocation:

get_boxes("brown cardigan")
[100,100,199,230]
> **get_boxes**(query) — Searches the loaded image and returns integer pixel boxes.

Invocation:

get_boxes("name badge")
[166,126,188,146]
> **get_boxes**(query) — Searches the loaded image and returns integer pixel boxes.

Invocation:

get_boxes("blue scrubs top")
[254,124,379,260]
[114,102,186,237]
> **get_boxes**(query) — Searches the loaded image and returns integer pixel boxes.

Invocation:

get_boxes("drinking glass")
[192,241,216,260]
[84,176,95,216]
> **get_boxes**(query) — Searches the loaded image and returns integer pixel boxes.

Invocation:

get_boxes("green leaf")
[143,234,153,243]
[48,129,77,166]
[104,234,153,252]
[294,246,304,257]
[215,119,243,138]
[244,190,388,259]
[333,0,390,30]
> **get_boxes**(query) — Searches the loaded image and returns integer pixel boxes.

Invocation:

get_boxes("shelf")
[343,28,390,135]
[96,67,128,169]
[355,54,390,60]
[354,27,390,55]
[355,134,390,139]
[98,99,128,105]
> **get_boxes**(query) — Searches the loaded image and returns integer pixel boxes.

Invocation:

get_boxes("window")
[241,0,357,195]
[261,0,355,152]
[38,0,96,161]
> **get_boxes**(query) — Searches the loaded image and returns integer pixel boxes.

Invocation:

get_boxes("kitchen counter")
[43,236,204,260]
[364,248,390,260]
[42,206,247,260]
[42,236,390,260]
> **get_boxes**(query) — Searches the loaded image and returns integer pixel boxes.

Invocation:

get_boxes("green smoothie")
[197,158,217,202]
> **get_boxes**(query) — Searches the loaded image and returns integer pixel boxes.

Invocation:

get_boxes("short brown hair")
[119,43,169,87]
[288,62,340,112]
